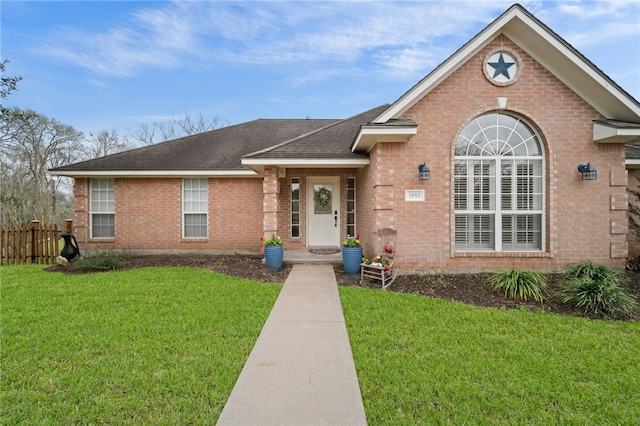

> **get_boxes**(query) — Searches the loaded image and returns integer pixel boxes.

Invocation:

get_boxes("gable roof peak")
[374,3,639,124]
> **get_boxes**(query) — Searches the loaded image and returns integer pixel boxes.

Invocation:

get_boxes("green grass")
[1,265,281,425]
[340,286,640,425]
[4,266,640,425]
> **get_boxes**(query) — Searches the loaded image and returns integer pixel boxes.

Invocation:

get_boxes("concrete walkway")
[217,264,367,426]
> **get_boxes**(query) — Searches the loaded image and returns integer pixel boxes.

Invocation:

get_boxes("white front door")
[307,177,340,247]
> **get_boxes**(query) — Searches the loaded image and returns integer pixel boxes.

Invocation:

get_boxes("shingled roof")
[50,117,340,176]
[50,105,397,177]
[243,105,389,160]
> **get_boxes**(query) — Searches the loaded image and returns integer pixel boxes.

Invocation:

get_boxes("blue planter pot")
[264,245,284,270]
[342,247,363,274]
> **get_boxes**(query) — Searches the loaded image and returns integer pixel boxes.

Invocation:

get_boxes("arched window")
[454,113,544,251]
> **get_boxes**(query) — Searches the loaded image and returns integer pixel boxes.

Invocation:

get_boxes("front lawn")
[1,265,281,424]
[340,286,640,425]
[4,265,639,424]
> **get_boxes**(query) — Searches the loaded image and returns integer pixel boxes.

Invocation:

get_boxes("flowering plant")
[363,255,392,269]
[343,234,361,248]
[384,245,393,254]
[262,235,283,247]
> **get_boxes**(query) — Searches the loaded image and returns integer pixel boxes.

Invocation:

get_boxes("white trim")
[306,176,341,248]
[454,113,546,252]
[351,125,417,152]
[357,125,418,136]
[182,178,209,239]
[241,158,370,168]
[89,178,115,239]
[594,122,640,143]
[626,159,640,169]
[346,177,357,238]
[50,170,258,178]
[374,8,520,123]
[505,13,640,121]
[374,5,640,124]
[290,177,301,239]
[54,159,371,178]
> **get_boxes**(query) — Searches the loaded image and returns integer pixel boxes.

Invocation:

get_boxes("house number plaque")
[405,190,425,201]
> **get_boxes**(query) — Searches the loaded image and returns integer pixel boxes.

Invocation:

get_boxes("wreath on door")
[314,186,332,214]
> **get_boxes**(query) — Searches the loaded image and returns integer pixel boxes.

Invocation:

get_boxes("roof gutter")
[594,121,640,143]
[351,124,418,152]
[48,169,259,178]
[241,158,370,174]
[627,159,640,169]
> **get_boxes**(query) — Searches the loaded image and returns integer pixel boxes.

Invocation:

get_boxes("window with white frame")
[291,178,300,238]
[183,178,208,238]
[90,178,114,238]
[454,113,544,251]
[346,177,356,237]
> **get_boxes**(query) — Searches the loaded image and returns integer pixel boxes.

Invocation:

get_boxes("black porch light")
[577,163,597,180]
[418,163,430,181]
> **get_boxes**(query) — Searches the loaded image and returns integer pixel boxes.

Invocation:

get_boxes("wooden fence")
[1,220,64,266]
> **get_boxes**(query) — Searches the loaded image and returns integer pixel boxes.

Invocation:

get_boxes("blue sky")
[2,1,639,140]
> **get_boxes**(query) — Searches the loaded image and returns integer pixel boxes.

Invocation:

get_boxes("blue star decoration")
[488,53,515,79]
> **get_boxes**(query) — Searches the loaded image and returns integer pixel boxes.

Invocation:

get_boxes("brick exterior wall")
[356,35,628,272]
[69,34,630,272]
[72,171,362,254]
[73,177,264,253]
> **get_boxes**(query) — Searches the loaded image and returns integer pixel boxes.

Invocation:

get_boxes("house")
[51,4,640,273]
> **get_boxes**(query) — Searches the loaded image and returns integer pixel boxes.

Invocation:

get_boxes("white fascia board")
[593,122,640,143]
[49,170,259,178]
[352,125,418,152]
[359,125,418,136]
[375,6,640,124]
[241,158,370,168]
[373,9,517,123]
[626,159,640,169]
[503,15,640,120]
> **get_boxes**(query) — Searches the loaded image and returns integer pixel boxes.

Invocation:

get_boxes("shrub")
[559,260,636,318]
[73,250,123,272]
[562,260,621,283]
[487,269,547,302]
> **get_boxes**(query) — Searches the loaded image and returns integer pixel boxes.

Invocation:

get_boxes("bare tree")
[0,59,26,145]
[0,59,22,106]
[1,60,228,225]
[0,107,84,226]
[129,112,229,145]
[84,129,134,158]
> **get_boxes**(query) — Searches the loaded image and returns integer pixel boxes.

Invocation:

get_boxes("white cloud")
[37,0,638,87]
[206,1,517,79]
[41,1,205,76]
[374,47,444,81]
[540,0,639,48]
[557,0,638,19]
[566,21,640,48]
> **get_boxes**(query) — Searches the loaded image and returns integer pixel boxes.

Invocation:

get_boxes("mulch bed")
[47,254,640,321]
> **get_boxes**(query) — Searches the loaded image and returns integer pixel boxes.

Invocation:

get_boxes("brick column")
[609,169,628,259]
[373,147,395,232]
[263,166,280,239]
[73,178,89,243]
